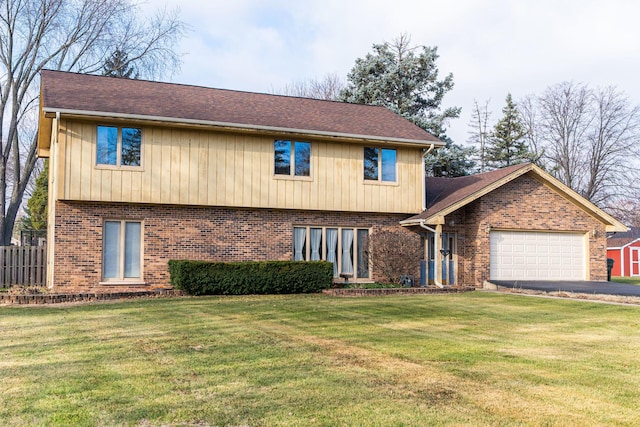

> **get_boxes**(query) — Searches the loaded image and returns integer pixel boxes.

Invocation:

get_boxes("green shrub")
[167,260,333,295]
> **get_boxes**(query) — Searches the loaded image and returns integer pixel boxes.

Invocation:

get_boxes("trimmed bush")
[168,260,333,295]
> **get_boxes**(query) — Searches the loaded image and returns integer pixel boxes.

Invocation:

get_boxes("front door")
[427,232,456,285]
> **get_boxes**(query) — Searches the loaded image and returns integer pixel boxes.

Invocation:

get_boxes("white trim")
[44,107,443,147]
[631,247,640,277]
[401,164,627,232]
[102,219,144,282]
[607,237,640,251]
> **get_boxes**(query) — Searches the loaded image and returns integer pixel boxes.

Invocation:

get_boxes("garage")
[490,231,586,280]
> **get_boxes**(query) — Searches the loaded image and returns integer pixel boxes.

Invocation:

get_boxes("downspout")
[422,144,435,211]
[419,219,444,288]
[47,112,61,289]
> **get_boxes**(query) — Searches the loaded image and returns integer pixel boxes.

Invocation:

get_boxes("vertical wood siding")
[58,120,423,213]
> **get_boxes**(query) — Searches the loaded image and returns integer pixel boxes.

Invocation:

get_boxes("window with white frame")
[363,147,396,182]
[97,125,142,167]
[293,226,370,279]
[274,140,311,177]
[103,220,142,281]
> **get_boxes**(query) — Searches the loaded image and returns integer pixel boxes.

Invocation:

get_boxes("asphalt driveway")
[489,280,640,297]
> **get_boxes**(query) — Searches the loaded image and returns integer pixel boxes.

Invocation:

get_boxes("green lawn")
[1,293,639,426]
[611,276,640,285]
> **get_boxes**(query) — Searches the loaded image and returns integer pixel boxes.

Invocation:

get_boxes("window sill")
[95,165,144,172]
[99,280,147,286]
[363,179,398,187]
[273,174,313,182]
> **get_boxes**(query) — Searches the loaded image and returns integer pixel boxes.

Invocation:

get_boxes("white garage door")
[490,231,586,280]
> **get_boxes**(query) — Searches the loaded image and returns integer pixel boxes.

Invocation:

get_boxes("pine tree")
[21,160,48,231]
[103,49,138,79]
[340,34,460,140]
[486,94,532,168]
[340,34,474,176]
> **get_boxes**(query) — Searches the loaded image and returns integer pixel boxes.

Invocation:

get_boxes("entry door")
[427,232,456,285]
[631,248,640,276]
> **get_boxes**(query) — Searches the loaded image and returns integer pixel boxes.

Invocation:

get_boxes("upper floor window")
[274,140,311,177]
[97,125,142,167]
[364,147,396,182]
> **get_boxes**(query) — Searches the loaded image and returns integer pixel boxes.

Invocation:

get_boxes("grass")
[1,293,640,426]
[611,276,640,285]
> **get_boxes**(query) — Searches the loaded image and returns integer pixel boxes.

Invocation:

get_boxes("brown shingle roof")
[402,162,627,232]
[405,163,532,222]
[607,227,640,248]
[40,70,440,144]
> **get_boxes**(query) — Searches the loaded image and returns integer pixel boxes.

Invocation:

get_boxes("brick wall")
[452,174,607,285]
[51,201,416,291]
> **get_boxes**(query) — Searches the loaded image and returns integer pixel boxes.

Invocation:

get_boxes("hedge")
[167,260,334,295]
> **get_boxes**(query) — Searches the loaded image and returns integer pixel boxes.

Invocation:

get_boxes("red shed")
[607,228,640,277]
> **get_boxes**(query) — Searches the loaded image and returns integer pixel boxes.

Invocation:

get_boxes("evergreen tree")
[103,49,139,79]
[486,94,532,168]
[425,142,477,177]
[21,160,48,231]
[340,34,459,139]
[339,34,473,176]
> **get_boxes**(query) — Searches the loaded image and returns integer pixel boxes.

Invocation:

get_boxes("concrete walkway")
[488,280,640,297]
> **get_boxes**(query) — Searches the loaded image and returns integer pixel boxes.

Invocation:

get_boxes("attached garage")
[490,231,586,280]
[401,163,628,286]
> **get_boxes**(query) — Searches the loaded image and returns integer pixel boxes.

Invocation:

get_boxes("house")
[606,227,640,277]
[400,163,627,285]
[37,70,627,292]
[37,70,442,291]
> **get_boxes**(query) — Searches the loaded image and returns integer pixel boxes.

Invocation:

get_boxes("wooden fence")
[0,246,47,288]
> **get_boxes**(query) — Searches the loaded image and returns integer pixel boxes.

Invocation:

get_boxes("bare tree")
[467,99,491,172]
[518,95,545,165]
[583,87,640,209]
[367,228,422,285]
[535,82,592,190]
[272,73,346,100]
[0,0,185,245]
[525,82,640,216]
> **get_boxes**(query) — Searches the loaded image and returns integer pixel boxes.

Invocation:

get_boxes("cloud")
[143,0,640,144]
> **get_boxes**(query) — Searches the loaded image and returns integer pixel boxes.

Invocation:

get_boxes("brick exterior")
[50,173,611,291]
[51,201,417,291]
[429,174,608,286]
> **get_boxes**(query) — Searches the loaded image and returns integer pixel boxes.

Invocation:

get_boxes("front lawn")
[611,276,640,285]
[1,293,639,426]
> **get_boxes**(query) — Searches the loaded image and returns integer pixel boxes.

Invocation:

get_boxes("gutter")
[43,107,444,148]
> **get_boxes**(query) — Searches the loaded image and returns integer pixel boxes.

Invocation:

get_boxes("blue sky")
[142,0,640,145]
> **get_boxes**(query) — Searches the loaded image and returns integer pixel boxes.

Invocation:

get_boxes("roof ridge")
[40,70,441,145]
[41,69,398,109]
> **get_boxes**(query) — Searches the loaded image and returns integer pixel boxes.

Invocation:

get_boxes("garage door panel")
[490,231,585,280]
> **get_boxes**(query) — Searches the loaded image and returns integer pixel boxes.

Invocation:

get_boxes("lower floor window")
[103,220,142,280]
[293,226,369,279]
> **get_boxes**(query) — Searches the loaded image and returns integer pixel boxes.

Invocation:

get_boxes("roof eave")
[401,163,628,232]
[608,237,640,250]
[528,164,628,232]
[37,84,52,158]
[401,164,534,227]
[43,107,444,148]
